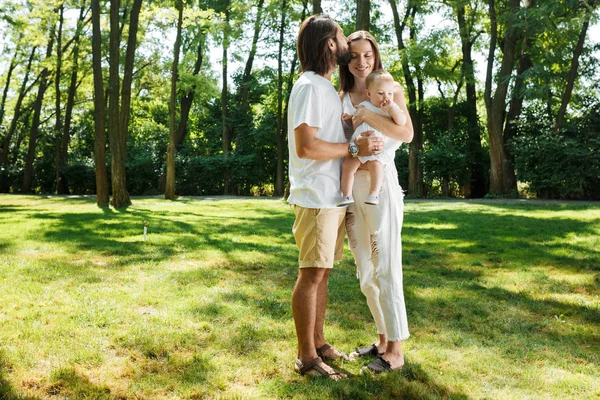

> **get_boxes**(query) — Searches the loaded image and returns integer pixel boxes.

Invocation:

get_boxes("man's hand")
[355,131,383,156]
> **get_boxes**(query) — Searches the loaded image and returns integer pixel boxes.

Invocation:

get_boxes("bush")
[62,163,96,194]
[510,107,600,199]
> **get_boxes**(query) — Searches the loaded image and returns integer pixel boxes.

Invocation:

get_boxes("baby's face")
[366,79,395,107]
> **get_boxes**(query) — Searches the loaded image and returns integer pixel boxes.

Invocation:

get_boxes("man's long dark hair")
[297,14,339,75]
[339,31,383,93]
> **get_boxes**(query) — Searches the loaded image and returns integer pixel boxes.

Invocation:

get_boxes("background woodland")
[0,0,599,207]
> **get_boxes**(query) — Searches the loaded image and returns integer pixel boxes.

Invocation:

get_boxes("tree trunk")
[456,5,486,198]
[175,37,203,149]
[504,0,535,183]
[54,4,65,193]
[91,0,109,206]
[356,0,370,31]
[554,0,595,133]
[166,0,183,200]
[0,46,36,192]
[390,0,423,196]
[312,0,322,13]
[276,0,307,197]
[0,41,19,125]
[485,0,519,195]
[222,0,232,195]
[108,0,141,208]
[23,27,56,193]
[234,0,265,158]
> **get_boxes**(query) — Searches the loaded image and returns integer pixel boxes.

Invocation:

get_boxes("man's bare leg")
[292,268,344,379]
[313,268,330,349]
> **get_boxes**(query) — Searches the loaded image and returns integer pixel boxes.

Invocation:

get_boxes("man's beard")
[336,47,352,66]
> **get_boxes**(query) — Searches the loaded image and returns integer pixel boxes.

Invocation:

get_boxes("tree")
[275,0,308,196]
[313,0,322,13]
[107,0,143,208]
[451,0,486,197]
[356,0,370,31]
[0,46,37,192]
[389,0,425,196]
[22,12,56,193]
[55,1,88,194]
[221,0,232,194]
[555,0,597,132]
[91,0,109,206]
[484,0,520,195]
[165,0,184,200]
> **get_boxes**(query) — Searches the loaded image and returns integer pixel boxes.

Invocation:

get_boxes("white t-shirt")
[287,71,346,208]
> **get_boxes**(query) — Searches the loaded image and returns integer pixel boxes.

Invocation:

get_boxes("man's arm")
[294,123,382,160]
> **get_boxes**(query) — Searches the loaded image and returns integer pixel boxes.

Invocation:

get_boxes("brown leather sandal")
[362,355,397,374]
[295,357,346,379]
[316,343,349,360]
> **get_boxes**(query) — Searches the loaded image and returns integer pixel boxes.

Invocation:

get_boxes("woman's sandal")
[295,357,347,379]
[361,355,398,374]
[316,343,349,361]
[354,344,381,357]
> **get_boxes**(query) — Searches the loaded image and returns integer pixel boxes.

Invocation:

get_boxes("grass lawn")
[0,194,599,399]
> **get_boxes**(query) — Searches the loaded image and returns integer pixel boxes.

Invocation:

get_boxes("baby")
[337,70,406,206]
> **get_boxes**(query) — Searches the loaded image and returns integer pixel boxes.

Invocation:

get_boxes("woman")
[339,31,414,373]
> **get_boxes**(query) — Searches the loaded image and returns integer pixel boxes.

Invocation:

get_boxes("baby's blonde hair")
[366,69,394,89]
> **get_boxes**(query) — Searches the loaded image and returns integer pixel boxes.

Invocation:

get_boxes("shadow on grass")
[272,361,468,400]
[0,350,39,400]
[3,197,599,397]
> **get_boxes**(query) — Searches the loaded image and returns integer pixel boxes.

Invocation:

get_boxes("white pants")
[346,167,409,341]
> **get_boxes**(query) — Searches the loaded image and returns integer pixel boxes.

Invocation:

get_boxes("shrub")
[510,107,600,199]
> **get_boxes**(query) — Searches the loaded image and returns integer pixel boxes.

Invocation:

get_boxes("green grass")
[0,194,599,399]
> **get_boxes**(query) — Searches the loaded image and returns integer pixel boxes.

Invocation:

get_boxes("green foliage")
[61,162,96,194]
[510,103,600,199]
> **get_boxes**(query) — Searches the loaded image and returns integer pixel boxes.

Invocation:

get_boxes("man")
[288,14,382,379]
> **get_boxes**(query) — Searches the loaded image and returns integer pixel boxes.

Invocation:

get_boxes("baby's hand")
[342,113,353,121]
[380,98,394,110]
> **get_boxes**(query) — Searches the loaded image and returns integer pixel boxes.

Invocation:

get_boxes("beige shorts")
[292,205,346,269]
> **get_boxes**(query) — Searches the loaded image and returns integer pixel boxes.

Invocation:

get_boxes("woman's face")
[348,39,376,81]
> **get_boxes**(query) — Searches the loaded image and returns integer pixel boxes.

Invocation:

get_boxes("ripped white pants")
[346,169,409,341]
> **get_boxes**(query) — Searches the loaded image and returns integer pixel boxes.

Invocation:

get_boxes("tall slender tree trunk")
[166,0,183,200]
[275,0,288,196]
[91,0,109,206]
[222,0,232,195]
[0,41,20,125]
[504,0,535,184]
[312,0,322,13]
[0,47,36,193]
[279,0,307,199]
[54,4,66,193]
[108,0,141,208]
[555,0,595,132]
[175,37,203,149]
[390,0,423,196]
[23,27,56,193]
[356,0,370,31]
[58,3,87,194]
[456,5,486,198]
[484,0,519,195]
